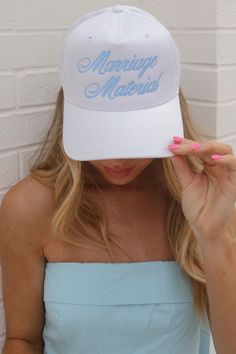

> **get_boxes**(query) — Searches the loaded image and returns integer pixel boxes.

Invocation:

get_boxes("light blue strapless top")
[43,260,211,354]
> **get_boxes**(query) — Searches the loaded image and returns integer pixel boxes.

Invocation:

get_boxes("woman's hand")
[168,137,236,242]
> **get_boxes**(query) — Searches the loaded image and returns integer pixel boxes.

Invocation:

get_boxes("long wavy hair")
[30,87,210,324]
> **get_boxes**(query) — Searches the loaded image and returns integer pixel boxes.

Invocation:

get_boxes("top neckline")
[45,260,177,265]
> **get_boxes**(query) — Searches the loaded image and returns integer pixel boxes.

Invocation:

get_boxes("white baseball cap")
[59,4,184,161]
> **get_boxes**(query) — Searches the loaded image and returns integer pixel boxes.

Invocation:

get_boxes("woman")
[1,5,236,354]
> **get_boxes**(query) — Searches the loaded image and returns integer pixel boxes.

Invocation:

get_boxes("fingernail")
[211,154,223,160]
[173,136,184,143]
[190,143,201,150]
[168,144,180,150]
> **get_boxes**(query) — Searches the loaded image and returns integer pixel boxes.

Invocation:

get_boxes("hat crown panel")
[60,7,180,112]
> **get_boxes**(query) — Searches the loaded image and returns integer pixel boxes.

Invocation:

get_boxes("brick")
[217,101,236,136]
[218,68,236,102]
[181,67,217,102]
[0,109,53,149]
[217,32,236,65]
[176,0,217,28]
[172,32,217,64]
[0,0,16,30]
[0,152,18,188]
[17,71,61,107]
[0,75,15,110]
[0,33,65,71]
[217,0,236,27]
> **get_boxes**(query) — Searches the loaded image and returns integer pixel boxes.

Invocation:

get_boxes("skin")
[86,157,166,193]
[83,156,172,262]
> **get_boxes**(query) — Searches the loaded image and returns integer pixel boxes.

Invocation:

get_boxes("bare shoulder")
[0,175,56,254]
[2,174,56,219]
[3,174,56,212]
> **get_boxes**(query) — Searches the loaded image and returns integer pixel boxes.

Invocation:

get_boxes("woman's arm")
[0,179,47,354]
[2,338,43,354]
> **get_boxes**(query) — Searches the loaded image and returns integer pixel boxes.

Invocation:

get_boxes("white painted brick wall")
[216,0,236,152]
[0,1,236,353]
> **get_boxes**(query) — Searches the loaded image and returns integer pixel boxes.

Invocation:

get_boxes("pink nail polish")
[211,154,223,160]
[190,143,201,150]
[173,136,183,143]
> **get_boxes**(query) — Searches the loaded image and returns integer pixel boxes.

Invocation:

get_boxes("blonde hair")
[30,87,210,324]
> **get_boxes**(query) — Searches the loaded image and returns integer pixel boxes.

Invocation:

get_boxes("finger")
[169,139,234,164]
[173,137,233,156]
[208,154,236,187]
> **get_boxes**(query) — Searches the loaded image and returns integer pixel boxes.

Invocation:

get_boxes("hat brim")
[62,94,184,161]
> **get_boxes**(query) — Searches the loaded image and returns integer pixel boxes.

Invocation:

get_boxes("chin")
[104,175,135,184]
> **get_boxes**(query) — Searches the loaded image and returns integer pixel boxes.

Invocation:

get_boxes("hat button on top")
[112,5,124,13]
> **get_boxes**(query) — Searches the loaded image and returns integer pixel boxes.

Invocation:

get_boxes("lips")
[103,166,133,179]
